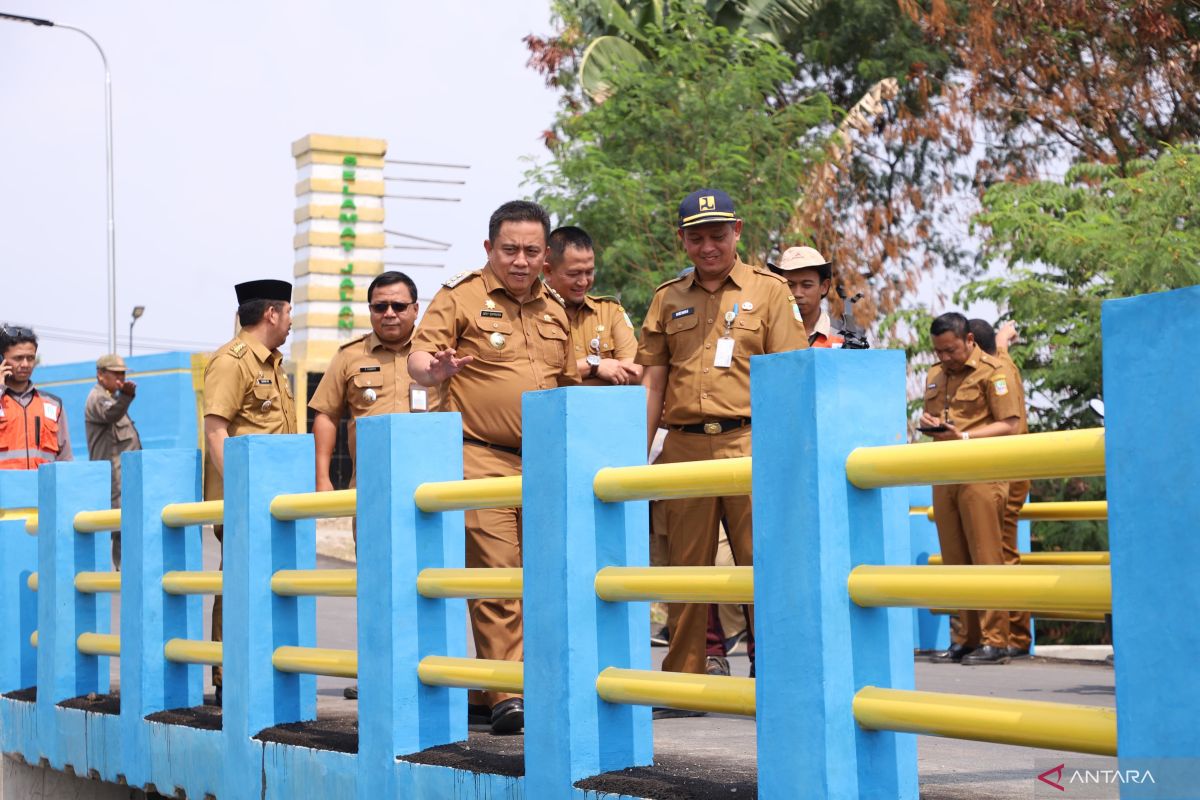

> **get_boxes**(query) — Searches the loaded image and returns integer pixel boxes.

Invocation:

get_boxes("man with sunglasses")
[309,271,443,699]
[1,325,74,470]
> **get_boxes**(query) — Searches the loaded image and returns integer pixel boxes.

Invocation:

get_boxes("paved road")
[100,526,1115,799]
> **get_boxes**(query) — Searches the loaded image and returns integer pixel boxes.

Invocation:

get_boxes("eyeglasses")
[369,301,414,314]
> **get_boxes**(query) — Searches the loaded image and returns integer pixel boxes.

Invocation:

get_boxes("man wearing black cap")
[636,190,807,698]
[202,279,297,705]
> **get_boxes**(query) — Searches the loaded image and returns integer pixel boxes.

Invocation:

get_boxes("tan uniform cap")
[96,354,128,371]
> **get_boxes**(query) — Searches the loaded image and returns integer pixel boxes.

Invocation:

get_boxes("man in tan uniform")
[203,279,297,704]
[84,353,141,569]
[409,200,580,734]
[310,270,442,699]
[541,225,640,386]
[637,189,808,701]
[921,311,1022,666]
[973,318,1033,657]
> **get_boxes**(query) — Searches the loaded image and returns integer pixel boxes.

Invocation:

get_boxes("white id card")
[714,336,735,368]
[410,386,429,412]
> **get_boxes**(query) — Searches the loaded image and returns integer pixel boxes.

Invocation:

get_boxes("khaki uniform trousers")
[933,481,1009,649]
[1002,480,1032,649]
[658,427,754,675]
[463,443,523,708]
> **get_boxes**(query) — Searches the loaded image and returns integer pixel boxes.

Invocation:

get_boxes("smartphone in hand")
[917,424,949,434]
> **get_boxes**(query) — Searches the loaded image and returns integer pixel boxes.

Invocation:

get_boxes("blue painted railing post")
[752,349,916,800]
[1103,285,1200,789]
[0,471,38,694]
[355,412,466,799]
[119,448,204,788]
[36,460,111,768]
[523,386,653,795]
[221,434,317,799]
[907,485,949,652]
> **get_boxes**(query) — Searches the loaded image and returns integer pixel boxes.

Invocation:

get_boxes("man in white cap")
[85,353,141,568]
[768,246,844,348]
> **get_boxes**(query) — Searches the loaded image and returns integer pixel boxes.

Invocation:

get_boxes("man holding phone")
[1,325,74,470]
[920,312,1021,665]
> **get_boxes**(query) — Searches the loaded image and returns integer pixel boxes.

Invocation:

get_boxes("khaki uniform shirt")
[568,295,639,386]
[308,332,444,461]
[202,331,297,500]
[636,259,808,425]
[995,350,1029,435]
[411,267,581,450]
[84,383,141,462]
[923,346,1023,432]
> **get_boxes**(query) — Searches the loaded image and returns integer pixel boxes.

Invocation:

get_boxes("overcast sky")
[0,0,559,365]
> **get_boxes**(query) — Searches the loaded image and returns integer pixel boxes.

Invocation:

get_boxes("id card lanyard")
[714,303,738,368]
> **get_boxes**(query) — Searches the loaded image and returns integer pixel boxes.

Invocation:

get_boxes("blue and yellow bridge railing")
[0,285,1196,799]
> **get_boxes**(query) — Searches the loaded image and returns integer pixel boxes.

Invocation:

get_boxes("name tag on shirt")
[359,366,381,373]
[44,403,60,421]
[410,386,428,412]
[714,337,734,368]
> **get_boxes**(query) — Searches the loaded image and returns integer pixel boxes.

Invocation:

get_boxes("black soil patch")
[3,687,36,703]
[59,693,120,715]
[399,731,525,778]
[146,703,224,731]
[575,754,758,800]
[255,716,359,754]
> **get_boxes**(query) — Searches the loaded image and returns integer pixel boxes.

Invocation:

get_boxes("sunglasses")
[1,325,34,338]
[369,301,414,314]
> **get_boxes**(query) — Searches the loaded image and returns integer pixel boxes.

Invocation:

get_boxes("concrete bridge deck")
[60,526,1113,799]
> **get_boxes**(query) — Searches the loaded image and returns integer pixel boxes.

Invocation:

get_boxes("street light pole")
[129,306,144,356]
[1,12,118,352]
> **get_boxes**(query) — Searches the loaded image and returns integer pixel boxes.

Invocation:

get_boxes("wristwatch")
[586,353,601,378]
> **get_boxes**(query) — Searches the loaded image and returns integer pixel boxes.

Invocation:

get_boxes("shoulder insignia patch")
[443,269,478,289]
[544,284,567,306]
[993,376,1009,396]
[229,341,248,359]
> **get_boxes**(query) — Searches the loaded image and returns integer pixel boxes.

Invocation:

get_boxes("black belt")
[670,418,751,435]
[464,437,522,457]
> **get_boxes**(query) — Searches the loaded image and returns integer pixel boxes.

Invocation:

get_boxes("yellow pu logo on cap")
[699,195,716,211]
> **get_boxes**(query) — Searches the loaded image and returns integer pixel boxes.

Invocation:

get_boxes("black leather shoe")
[468,703,492,726]
[490,698,524,735]
[343,685,358,700]
[962,645,1010,665]
[652,707,707,720]
[1004,647,1031,659]
[928,643,975,663]
[705,656,731,676]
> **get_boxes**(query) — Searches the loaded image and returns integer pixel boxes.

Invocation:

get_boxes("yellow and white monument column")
[291,133,388,365]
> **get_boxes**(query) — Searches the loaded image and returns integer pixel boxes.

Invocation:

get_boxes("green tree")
[527,6,832,318]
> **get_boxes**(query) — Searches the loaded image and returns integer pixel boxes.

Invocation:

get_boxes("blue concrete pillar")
[0,471,38,694]
[220,434,316,799]
[354,412,466,799]
[1102,285,1200,780]
[523,386,652,795]
[907,485,949,652]
[119,448,204,787]
[752,349,917,800]
[36,460,111,768]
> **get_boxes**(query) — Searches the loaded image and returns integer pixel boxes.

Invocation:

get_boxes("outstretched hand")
[429,349,473,382]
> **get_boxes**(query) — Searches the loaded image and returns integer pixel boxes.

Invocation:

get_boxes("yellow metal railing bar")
[74,572,121,593]
[417,656,524,694]
[77,632,120,657]
[30,631,37,648]
[24,514,38,535]
[413,476,523,513]
[161,571,223,595]
[596,667,756,717]
[912,500,1109,522]
[853,686,1116,756]
[848,565,1111,614]
[271,569,356,597]
[73,509,122,532]
[847,429,1106,489]
[164,638,223,666]
[272,646,357,679]
[593,458,752,503]
[594,567,754,603]
[270,490,356,521]
[27,572,37,592]
[161,500,224,528]
[927,552,1109,566]
[416,568,523,599]
[0,507,36,524]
